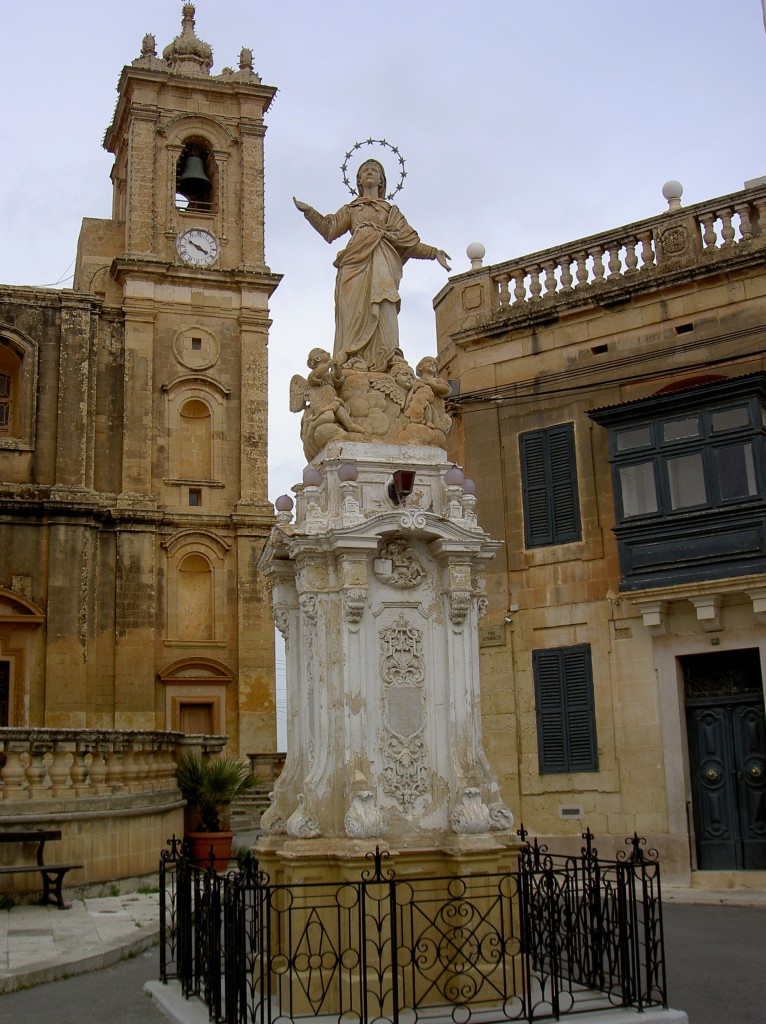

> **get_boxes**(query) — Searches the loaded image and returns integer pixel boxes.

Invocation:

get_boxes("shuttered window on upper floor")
[519,423,582,547]
[533,644,598,774]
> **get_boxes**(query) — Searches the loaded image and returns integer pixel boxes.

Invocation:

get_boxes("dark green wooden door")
[0,660,8,726]
[686,699,766,869]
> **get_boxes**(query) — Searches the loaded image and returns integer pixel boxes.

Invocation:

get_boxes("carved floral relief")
[380,615,428,812]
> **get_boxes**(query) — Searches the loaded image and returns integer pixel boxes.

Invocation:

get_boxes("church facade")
[0,6,279,755]
[436,183,766,882]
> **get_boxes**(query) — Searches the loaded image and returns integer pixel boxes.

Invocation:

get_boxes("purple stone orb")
[444,466,465,487]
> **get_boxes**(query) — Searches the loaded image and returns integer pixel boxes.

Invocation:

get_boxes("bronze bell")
[178,154,211,200]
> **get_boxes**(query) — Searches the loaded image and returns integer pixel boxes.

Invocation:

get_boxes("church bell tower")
[72,4,281,752]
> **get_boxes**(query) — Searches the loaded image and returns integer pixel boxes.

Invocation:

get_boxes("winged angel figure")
[290,348,361,458]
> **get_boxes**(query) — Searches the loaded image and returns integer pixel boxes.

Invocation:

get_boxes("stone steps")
[230,790,270,834]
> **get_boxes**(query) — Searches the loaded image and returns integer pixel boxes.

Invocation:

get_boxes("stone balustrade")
[247,751,286,786]
[0,729,230,894]
[0,728,225,803]
[445,183,766,336]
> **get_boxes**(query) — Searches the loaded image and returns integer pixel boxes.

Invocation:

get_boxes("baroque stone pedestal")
[258,442,514,851]
[257,442,519,1015]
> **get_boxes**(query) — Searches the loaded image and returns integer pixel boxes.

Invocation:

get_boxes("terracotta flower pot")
[185,831,234,870]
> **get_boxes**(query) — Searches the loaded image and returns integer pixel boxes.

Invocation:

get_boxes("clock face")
[176,228,219,267]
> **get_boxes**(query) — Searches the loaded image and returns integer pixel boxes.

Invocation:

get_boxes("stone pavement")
[662,883,766,908]
[0,891,159,995]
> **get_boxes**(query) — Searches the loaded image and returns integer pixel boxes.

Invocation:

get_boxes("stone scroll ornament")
[342,587,367,624]
[380,615,429,811]
[344,790,383,839]
[259,792,287,835]
[450,787,514,834]
[285,793,321,838]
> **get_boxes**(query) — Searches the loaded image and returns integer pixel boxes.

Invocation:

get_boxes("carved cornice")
[623,572,766,633]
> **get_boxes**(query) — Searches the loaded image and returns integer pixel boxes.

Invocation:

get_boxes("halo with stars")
[341,139,407,200]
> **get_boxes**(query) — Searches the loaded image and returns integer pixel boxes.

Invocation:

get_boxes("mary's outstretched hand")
[293,197,310,212]
[436,250,452,272]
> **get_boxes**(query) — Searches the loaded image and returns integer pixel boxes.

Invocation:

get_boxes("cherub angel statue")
[290,347,361,458]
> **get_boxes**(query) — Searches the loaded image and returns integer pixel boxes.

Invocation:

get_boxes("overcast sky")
[3,0,766,503]
[2,1,765,744]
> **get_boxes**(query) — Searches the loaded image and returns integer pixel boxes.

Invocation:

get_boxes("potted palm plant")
[176,752,258,868]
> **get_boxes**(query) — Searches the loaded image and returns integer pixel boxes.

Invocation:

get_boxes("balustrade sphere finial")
[662,180,683,210]
[466,242,486,269]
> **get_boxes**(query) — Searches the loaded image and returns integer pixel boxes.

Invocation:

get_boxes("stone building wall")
[436,183,766,881]
[0,8,280,758]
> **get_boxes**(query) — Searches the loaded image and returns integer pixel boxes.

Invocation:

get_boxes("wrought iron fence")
[159,827,667,1024]
[517,827,666,1017]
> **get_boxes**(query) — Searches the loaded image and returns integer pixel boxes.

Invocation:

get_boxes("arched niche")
[162,374,230,486]
[162,530,231,645]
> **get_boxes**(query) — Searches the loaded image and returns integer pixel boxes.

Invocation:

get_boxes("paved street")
[0,901,763,1023]
[0,947,164,1024]
[663,904,766,1024]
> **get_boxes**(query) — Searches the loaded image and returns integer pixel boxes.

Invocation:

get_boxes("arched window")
[0,660,9,727]
[0,329,37,450]
[0,339,23,436]
[179,398,212,480]
[175,140,215,212]
[177,553,213,641]
[162,373,229,495]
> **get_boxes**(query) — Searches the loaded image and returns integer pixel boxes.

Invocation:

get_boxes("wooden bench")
[0,830,83,909]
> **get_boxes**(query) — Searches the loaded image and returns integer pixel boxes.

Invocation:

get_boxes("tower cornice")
[104,66,277,153]
[109,258,282,296]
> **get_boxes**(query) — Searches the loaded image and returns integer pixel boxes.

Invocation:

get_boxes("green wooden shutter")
[520,431,553,545]
[533,645,598,773]
[534,649,567,771]
[562,646,599,771]
[520,424,581,547]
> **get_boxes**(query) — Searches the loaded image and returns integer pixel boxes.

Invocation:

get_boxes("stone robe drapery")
[304,197,433,372]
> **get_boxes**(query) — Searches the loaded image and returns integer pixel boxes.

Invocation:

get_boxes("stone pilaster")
[237,310,271,508]
[240,124,267,269]
[125,113,159,256]
[113,525,157,729]
[120,303,156,498]
[55,299,96,490]
[44,520,99,728]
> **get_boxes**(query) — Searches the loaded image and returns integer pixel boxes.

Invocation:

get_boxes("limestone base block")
[253,833,525,1018]
[254,832,523,885]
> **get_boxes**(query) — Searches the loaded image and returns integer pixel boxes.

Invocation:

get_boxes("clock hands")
[177,229,218,265]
